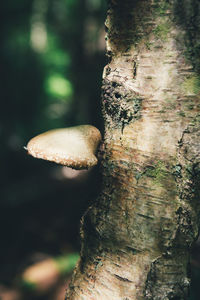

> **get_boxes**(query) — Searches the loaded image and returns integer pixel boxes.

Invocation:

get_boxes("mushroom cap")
[26,125,102,169]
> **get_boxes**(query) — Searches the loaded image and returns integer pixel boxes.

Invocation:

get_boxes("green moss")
[187,104,194,110]
[154,0,170,16]
[145,161,168,185]
[182,75,200,95]
[163,97,177,110]
[178,111,186,117]
[135,162,168,185]
[145,41,152,50]
[153,22,170,41]
[191,114,200,126]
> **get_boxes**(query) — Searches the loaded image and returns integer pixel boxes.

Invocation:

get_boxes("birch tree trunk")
[65,1,200,299]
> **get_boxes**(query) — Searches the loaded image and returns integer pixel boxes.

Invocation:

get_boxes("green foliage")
[42,32,71,71]
[45,74,73,100]
[5,30,30,55]
[20,280,36,291]
[55,253,79,275]
[0,0,106,290]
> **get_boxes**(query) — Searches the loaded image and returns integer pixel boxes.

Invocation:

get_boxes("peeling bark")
[65,1,200,299]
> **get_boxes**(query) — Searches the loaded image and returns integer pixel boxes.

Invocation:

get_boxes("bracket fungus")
[26,125,102,169]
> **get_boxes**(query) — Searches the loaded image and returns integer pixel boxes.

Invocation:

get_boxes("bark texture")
[66,1,200,299]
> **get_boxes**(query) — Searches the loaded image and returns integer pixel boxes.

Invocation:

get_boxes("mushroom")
[26,125,102,169]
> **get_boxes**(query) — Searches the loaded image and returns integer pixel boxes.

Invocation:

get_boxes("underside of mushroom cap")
[26,125,102,169]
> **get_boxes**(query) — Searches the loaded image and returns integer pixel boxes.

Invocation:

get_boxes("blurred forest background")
[0,1,200,299]
[0,0,106,299]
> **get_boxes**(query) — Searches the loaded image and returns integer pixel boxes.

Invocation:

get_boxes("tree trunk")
[65,1,200,299]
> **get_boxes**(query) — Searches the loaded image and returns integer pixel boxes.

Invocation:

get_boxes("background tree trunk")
[66,1,200,299]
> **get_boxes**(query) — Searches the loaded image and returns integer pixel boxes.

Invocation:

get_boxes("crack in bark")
[114,274,133,283]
